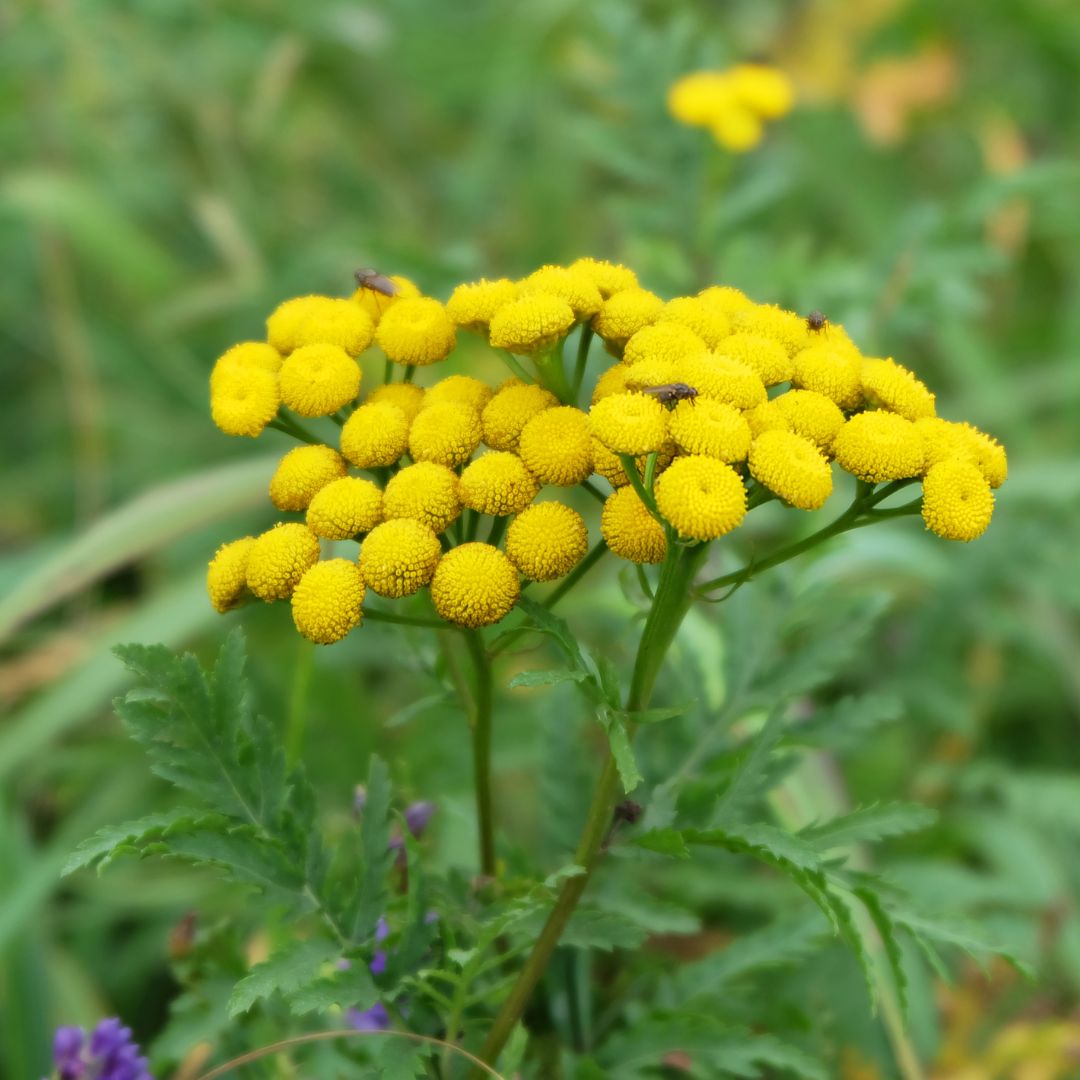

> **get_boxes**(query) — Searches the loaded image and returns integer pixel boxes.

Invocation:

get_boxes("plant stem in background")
[533,343,574,404]
[285,639,315,768]
[463,629,497,878]
[572,324,594,402]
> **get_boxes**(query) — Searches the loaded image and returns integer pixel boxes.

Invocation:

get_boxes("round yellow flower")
[715,332,792,386]
[955,422,1008,488]
[446,278,519,331]
[744,400,789,439]
[601,486,667,564]
[861,357,936,420]
[269,444,348,511]
[667,71,731,126]
[210,342,282,394]
[915,417,968,471]
[668,398,751,462]
[591,437,630,488]
[519,265,603,319]
[366,382,426,422]
[733,303,809,356]
[698,285,754,315]
[489,294,575,355]
[682,354,767,410]
[246,523,321,602]
[431,543,521,627]
[265,296,324,354]
[921,459,994,542]
[622,358,681,393]
[710,106,764,152]
[459,452,539,516]
[279,344,361,417]
[340,401,411,468]
[748,430,833,510]
[591,363,633,404]
[277,296,375,356]
[375,297,457,366]
[589,392,669,455]
[791,345,862,409]
[291,559,366,644]
[359,519,442,598]
[382,461,462,533]
[518,406,594,486]
[729,64,794,119]
[569,258,638,298]
[623,322,707,368]
[659,297,731,349]
[505,502,588,581]
[306,476,384,540]
[771,389,846,453]
[422,374,494,414]
[833,412,925,483]
[481,382,558,451]
[591,288,665,347]
[408,401,482,468]
[210,367,280,438]
[352,274,421,323]
[207,536,255,613]
[654,456,746,541]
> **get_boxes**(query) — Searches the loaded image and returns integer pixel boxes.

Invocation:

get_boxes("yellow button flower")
[519,265,603,318]
[668,398,751,462]
[459,452,539,516]
[861,357,936,420]
[518,406,594,486]
[623,322,707,368]
[621,359,679,394]
[210,342,282,393]
[733,303,809,356]
[265,296,325,354]
[955,422,1008,488]
[366,382,426,422]
[422,374,494,414]
[729,63,795,119]
[408,401,483,468]
[601,486,667,564]
[915,417,968,471]
[744,400,789,439]
[446,278,519,331]
[921,459,994,541]
[749,430,834,510]
[698,285,754,315]
[481,383,558,451]
[269,444,348,511]
[569,258,638,299]
[833,412,925,483]
[359,519,442,598]
[715,332,792,386]
[590,363,633,404]
[791,345,862,409]
[340,401,411,468]
[710,106,764,152]
[382,461,462,533]
[278,296,375,356]
[291,559,366,644]
[306,476,384,540]
[771,389,846,453]
[352,274,421,323]
[682,354,767,410]
[279,344,361,417]
[246,523,321,601]
[375,297,457,366]
[654,455,746,541]
[489,294,576,355]
[589,392,669,455]
[207,536,255,613]
[431,543,521,627]
[591,437,630,488]
[505,502,588,581]
[667,71,731,126]
[659,297,732,349]
[210,367,280,438]
[591,288,665,347]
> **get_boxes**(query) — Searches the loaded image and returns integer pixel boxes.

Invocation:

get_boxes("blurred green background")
[3,0,1080,1077]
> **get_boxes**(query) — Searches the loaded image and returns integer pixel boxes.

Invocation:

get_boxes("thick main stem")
[464,630,497,878]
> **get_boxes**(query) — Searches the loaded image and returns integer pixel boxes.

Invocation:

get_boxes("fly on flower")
[354,267,399,297]
[805,309,829,334]
[642,382,699,409]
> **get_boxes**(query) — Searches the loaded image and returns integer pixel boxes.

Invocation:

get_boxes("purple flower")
[370,916,390,976]
[389,801,437,851]
[48,1019,151,1080]
[347,1002,390,1031]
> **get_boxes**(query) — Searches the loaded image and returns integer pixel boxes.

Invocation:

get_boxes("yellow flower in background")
[279,344,361,417]
[710,106,764,153]
[206,537,255,613]
[833,411,925,483]
[340,401,411,468]
[376,297,457,366]
[431,543,521,627]
[481,383,559,451]
[861,356,937,420]
[459,452,540,516]
[352,274,421,323]
[698,285,754,315]
[210,342,282,393]
[246,523,321,602]
[278,296,375,357]
[306,476,384,540]
[360,519,442,598]
[921,459,994,541]
[383,461,463,533]
[423,374,495,414]
[658,297,732,350]
[519,266,603,319]
[447,277,519,331]
[792,344,863,409]
[269,444,348,512]
[365,381,426,422]
[715,332,792,386]
[489,294,576,355]
[601,486,667,564]
[728,63,796,119]
[623,321,707,368]
[770,389,846,453]
[291,559,366,644]
[733,303,809,356]
[569,258,638,299]
[505,502,588,581]
[682,354,767,410]
[591,288,665,348]
[210,366,279,438]
[654,455,747,541]
[749,429,834,510]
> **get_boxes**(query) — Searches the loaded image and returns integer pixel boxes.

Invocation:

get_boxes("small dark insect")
[805,309,829,334]
[642,382,698,409]
[354,267,398,297]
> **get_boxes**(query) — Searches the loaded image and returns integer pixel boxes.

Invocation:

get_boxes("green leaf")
[789,693,903,751]
[228,937,340,1016]
[289,962,379,1015]
[352,755,393,942]
[626,703,691,725]
[604,711,642,793]
[559,908,649,952]
[508,668,588,689]
[376,1037,427,1080]
[855,885,909,1016]
[802,803,938,851]
[62,807,211,875]
[711,707,786,826]
[630,828,690,860]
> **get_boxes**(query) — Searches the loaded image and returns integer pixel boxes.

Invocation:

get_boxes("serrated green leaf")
[855,885,909,1016]
[228,937,340,1016]
[289,962,379,1015]
[352,755,393,942]
[62,807,211,875]
[789,693,903,751]
[508,668,588,689]
[164,828,303,895]
[630,828,690,859]
[802,803,938,851]
[711,707,786,826]
[377,1037,427,1080]
[605,712,642,793]
[559,907,649,951]
[626,703,691,725]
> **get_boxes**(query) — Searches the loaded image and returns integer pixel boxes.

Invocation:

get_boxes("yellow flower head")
[366,381,426,422]
[591,363,633,404]
[915,417,968,471]
[246,523,321,602]
[955,422,1008,488]
[359,519,442,598]
[591,288,665,347]
[623,322,707,368]
[481,382,559,451]
[431,543,520,627]
[791,345,863,409]
[710,106,764,152]
[408,401,483,468]
[459,452,539,516]
[668,398,752,463]
[749,430,834,510]
[210,342,282,394]
[698,285,754,315]
[569,258,638,299]
[733,303,809,357]
[207,536,255,613]
[658,297,732,349]
[518,406,594,486]
[375,297,457,366]
[269,444,348,511]
[744,400,789,439]
[489,294,576,355]
[340,401,411,468]
[423,374,495,414]
[622,357,681,392]
[591,437,630,488]
[383,461,462,533]
[771,389,846,453]
[589,392,669,455]
[291,559,366,644]
[306,476,384,540]
[274,296,374,356]
[667,71,731,126]
[833,412,925,483]
[921,459,994,541]
[352,274,421,323]
[601,486,667,564]
[279,344,361,417]
[519,265,603,319]
[505,502,588,581]
[861,357,936,420]
[715,332,792,386]
[446,278,519,331]
[655,455,747,541]
[210,367,280,438]
[682,354,767,410]
[729,63,795,119]
[266,296,325,354]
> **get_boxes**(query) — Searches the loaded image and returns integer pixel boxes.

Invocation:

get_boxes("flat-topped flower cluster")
[206,259,1006,644]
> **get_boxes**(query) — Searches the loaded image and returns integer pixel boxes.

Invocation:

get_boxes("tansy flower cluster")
[667,63,795,151]
[205,259,1005,644]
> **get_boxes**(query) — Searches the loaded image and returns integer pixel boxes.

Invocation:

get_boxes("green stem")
[533,342,574,404]
[541,540,608,613]
[500,351,536,385]
[486,515,509,548]
[618,454,663,526]
[572,324,594,402]
[364,608,451,630]
[581,479,608,505]
[403,364,417,384]
[284,640,314,768]
[464,629,497,878]
[268,415,320,445]
[383,357,393,385]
